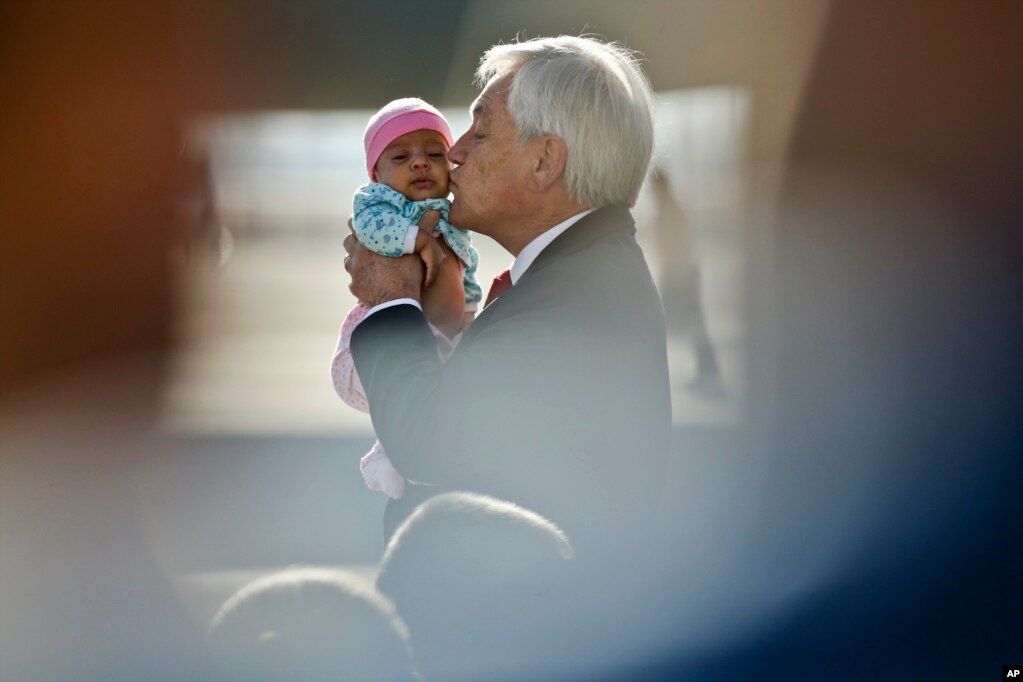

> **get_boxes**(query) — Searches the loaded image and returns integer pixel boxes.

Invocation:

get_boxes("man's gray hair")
[477,35,655,208]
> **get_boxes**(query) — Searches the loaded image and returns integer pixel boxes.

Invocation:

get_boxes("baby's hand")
[414,210,446,286]
[417,229,447,287]
[418,209,441,233]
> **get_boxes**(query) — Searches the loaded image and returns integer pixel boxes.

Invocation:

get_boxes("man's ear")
[528,136,569,193]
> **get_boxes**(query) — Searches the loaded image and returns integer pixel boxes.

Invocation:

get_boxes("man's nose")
[448,135,467,166]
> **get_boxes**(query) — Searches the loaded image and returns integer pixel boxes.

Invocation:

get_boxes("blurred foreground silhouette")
[651,1,1023,678]
[0,3,218,679]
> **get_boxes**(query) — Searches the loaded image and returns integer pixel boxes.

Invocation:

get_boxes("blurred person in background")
[176,133,231,269]
[648,166,724,394]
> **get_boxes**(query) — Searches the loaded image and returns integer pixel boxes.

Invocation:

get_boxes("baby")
[331,98,480,499]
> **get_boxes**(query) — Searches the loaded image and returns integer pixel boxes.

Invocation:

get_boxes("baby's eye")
[391,154,408,162]
[429,152,446,159]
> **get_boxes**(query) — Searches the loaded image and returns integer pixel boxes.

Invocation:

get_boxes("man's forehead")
[471,75,513,117]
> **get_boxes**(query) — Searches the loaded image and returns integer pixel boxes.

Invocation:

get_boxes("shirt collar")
[509,209,596,284]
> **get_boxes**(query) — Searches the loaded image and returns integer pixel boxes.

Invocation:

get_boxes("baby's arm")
[352,184,421,258]
[414,209,445,287]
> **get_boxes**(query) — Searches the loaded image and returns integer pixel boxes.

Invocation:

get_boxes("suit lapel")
[517,205,634,284]
[458,206,635,346]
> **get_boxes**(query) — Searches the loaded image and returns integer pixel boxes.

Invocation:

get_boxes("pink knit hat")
[363,98,454,180]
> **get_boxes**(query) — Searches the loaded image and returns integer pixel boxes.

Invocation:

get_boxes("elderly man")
[344,36,671,561]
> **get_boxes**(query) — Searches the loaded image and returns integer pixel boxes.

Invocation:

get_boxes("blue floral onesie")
[352,182,482,308]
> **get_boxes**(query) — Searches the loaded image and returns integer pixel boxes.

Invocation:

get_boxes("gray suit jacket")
[352,206,672,556]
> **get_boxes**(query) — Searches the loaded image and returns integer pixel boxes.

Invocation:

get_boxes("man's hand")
[344,219,423,307]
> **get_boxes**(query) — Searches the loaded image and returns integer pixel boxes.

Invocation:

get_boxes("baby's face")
[374,129,451,202]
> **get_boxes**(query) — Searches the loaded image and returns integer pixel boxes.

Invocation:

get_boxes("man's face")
[448,75,532,244]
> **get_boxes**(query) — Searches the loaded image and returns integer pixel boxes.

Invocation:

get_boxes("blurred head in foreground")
[377,492,575,681]
[208,567,417,682]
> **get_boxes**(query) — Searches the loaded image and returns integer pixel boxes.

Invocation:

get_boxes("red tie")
[484,268,512,307]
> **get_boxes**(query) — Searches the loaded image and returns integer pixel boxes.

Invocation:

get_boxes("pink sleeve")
[330,303,371,413]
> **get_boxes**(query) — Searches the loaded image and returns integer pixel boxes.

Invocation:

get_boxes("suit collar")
[510,209,596,284]
[518,205,634,281]
[472,205,635,327]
